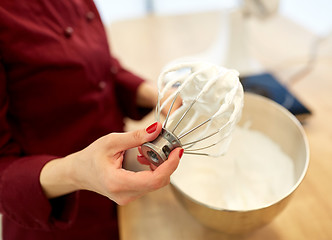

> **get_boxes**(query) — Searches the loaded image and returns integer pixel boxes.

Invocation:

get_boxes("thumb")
[117,122,162,151]
[154,147,183,177]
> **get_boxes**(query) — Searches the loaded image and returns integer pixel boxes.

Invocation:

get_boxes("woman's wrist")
[136,82,158,108]
[40,154,79,199]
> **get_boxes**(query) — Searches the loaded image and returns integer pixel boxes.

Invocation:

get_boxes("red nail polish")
[146,122,158,134]
[179,148,184,158]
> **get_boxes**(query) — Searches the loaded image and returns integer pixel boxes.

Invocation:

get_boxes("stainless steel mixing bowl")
[170,93,309,234]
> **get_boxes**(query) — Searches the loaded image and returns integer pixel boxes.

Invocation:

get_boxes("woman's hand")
[40,122,183,205]
[136,82,182,116]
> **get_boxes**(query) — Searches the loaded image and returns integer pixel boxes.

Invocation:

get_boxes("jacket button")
[98,81,107,90]
[86,11,95,22]
[64,27,74,38]
[110,66,118,74]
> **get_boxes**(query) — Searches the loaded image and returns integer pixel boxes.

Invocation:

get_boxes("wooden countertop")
[107,11,332,240]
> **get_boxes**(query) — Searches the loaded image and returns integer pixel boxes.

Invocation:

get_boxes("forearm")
[137,82,182,116]
[136,82,158,108]
[39,154,78,199]
[40,82,159,200]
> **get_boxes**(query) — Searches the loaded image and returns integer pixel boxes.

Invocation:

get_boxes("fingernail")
[179,148,184,158]
[146,122,158,134]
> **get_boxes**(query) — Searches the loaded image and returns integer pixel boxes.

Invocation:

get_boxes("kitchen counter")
[107,11,332,240]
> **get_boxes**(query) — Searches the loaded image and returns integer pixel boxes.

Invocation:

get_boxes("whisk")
[141,60,244,166]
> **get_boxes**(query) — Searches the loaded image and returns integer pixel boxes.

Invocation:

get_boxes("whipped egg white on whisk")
[141,60,244,166]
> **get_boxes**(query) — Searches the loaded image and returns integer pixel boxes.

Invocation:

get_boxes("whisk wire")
[158,67,209,117]
[170,98,197,133]
[183,152,210,156]
[181,129,220,147]
[178,117,212,140]
[169,69,222,133]
[163,91,181,128]
[181,116,233,148]
[183,130,232,152]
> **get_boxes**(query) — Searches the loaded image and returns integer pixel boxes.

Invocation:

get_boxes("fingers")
[139,147,183,180]
[128,147,183,191]
[100,123,184,205]
[153,147,183,177]
[109,147,184,205]
[137,153,150,166]
[113,122,162,152]
[137,147,157,170]
[137,145,182,172]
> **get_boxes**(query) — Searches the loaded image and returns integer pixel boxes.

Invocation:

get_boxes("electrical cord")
[285,34,327,87]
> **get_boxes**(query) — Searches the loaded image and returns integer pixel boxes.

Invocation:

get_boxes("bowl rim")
[170,92,310,212]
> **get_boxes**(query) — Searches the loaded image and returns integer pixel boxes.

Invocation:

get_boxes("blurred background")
[94,0,332,120]
[95,0,332,36]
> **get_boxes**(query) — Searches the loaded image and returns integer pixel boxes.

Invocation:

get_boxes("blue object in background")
[240,73,311,120]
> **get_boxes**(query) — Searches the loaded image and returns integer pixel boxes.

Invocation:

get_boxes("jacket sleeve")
[0,61,79,231]
[110,56,152,120]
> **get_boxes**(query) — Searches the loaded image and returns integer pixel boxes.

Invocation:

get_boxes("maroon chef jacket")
[0,1,149,239]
